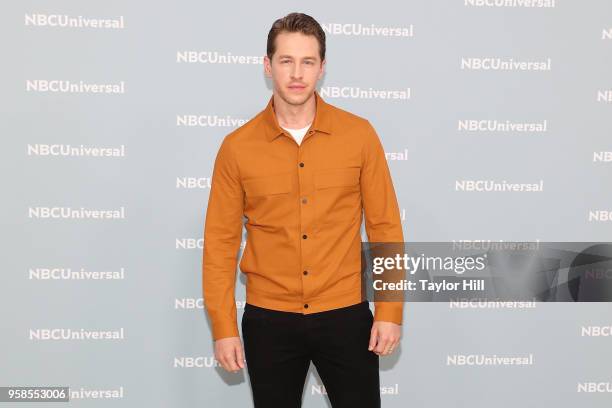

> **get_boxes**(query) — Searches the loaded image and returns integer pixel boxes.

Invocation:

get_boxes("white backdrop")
[2,1,612,407]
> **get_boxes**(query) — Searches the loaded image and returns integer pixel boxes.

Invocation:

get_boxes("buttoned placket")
[283,128,317,312]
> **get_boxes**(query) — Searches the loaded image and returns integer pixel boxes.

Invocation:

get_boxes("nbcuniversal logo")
[28,207,126,219]
[312,383,400,395]
[25,80,125,94]
[24,13,125,29]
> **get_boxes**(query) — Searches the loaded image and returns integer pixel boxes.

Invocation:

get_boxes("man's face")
[264,31,325,106]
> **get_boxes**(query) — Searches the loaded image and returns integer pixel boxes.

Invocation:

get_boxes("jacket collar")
[262,90,332,142]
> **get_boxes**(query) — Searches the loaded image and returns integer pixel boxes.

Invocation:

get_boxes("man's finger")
[368,326,378,351]
[374,337,390,354]
[235,344,245,369]
[224,352,239,372]
[382,339,398,355]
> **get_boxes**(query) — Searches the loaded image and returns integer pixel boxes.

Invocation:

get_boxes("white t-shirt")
[280,122,312,146]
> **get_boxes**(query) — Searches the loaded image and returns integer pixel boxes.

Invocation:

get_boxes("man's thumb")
[235,344,245,369]
[368,327,378,351]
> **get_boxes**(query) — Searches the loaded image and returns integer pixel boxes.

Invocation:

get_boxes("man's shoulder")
[325,99,371,129]
[324,100,379,146]
[224,109,266,142]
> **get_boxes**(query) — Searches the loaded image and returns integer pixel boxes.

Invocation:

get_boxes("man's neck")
[273,92,316,129]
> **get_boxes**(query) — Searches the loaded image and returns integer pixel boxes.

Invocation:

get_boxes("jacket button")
[304,303,309,308]
[299,162,304,167]
[301,197,307,204]
[303,270,308,275]
[302,234,307,239]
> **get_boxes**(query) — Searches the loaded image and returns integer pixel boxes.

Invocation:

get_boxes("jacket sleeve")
[202,136,245,340]
[360,120,405,325]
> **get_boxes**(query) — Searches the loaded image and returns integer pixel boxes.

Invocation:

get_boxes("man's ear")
[263,55,272,77]
[319,58,326,79]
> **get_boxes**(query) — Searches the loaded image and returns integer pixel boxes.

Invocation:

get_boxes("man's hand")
[214,337,245,373]
[368,321,400,356]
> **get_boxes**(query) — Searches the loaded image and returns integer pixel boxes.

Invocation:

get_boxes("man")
[202,12,404,407]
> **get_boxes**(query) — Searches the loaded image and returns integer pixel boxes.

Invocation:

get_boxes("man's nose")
[291,64,303,79]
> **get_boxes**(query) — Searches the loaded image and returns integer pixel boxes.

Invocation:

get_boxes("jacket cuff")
[374,302,404,325]
[212,320,240,341]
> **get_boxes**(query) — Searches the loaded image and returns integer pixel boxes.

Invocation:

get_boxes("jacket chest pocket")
[313,167,361,224]
[314,167,361,189]
[243,173,293,227]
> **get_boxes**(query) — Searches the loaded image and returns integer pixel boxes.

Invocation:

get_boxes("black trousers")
[241,300,380,408]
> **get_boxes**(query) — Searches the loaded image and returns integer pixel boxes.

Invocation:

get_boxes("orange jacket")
[202,90,404,340]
